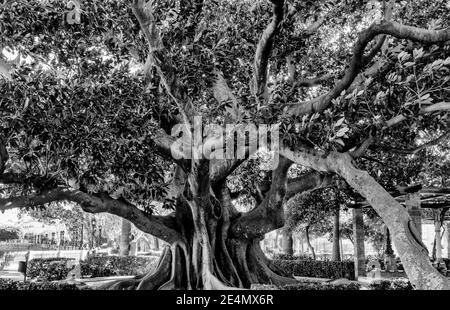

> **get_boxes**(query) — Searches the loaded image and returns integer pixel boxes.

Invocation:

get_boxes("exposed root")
[159,242,189,290]
[248,242,298,286]
[136,246,172,290]
[216,202,244,287]
[102,278,140,290]
[203,270,244,290]
[227,239,252,288]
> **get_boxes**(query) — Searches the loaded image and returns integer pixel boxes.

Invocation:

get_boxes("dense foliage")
[80,255,158,277]
[0,278,82,290]
[368,278,413,290]
[0,226,20,241]
[271,259,355,280]
[26,257,75,281]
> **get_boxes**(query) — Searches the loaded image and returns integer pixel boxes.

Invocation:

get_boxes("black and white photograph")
[0,0,449,300]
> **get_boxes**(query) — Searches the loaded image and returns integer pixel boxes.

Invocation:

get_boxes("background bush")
[253,280,360,290]
[0,279,81,290]
[26,258,75,281]
[368,278,413,290]
[281,282,360,290]
[272,254,313,261]
[80,255,158,278]
[271,259,355,280]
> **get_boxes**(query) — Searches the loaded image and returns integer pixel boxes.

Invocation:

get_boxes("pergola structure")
[349,184,450,278]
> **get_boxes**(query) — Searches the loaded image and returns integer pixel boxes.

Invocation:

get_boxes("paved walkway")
[0,270,23,281]
[73,276,135,289]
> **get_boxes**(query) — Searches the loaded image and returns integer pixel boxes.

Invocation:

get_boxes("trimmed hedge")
[368,278,413,290]
[272,254,313,261]
[253,281,360,290]
[27,258,75,281]
[0,279,81,290]
[24,256,159,281]
[80,255,158,278]
[271,259,355,280]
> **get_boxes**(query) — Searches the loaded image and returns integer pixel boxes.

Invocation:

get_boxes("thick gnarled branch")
[212,71,241,122]
[152,129,190,169]
[253,0,285,107]
[0,187,181,243]
[230,156,292,239]
[130,0,194,124]
[285,172,333,202]
[287,15,449,117]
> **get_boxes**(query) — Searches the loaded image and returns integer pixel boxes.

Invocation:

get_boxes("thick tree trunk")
[120,219,132,256]
[103,225,296,290]
[432,238,437,262]
[385,227,394,255]
[299,232,304,254]
[153,236,160,251]
[281,228,294,255]
[305,226,316,260]
[434,213,443,262]
[332,207,341,261]
[101,179,297,290]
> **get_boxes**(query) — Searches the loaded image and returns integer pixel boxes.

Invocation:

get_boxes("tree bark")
[281,228,294,256]
[385,227,394,255]
[153,236,160,251]
[120,219,132,256]
[353,208,366,278]
[332,207,341,261]
[305,226,316,260]
[434,211,443,262]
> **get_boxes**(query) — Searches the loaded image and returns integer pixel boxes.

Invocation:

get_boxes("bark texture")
[120,219,132,256]
[332,207,341,261]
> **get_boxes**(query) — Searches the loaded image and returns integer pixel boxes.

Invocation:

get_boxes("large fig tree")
[0,0,449,289]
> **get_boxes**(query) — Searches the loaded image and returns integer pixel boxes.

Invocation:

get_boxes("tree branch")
[286,17,450,117]
[376,129,450,155]
[0,187,182,243]
[230,155,292,239]
[130,0,194,124]
[212,70,241,122]
[350,100,450,159]
[386,102,450,127]
[294,73,333,88]
[285,172,333,201]
[253,0,285,107]
[152,129,190,169]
